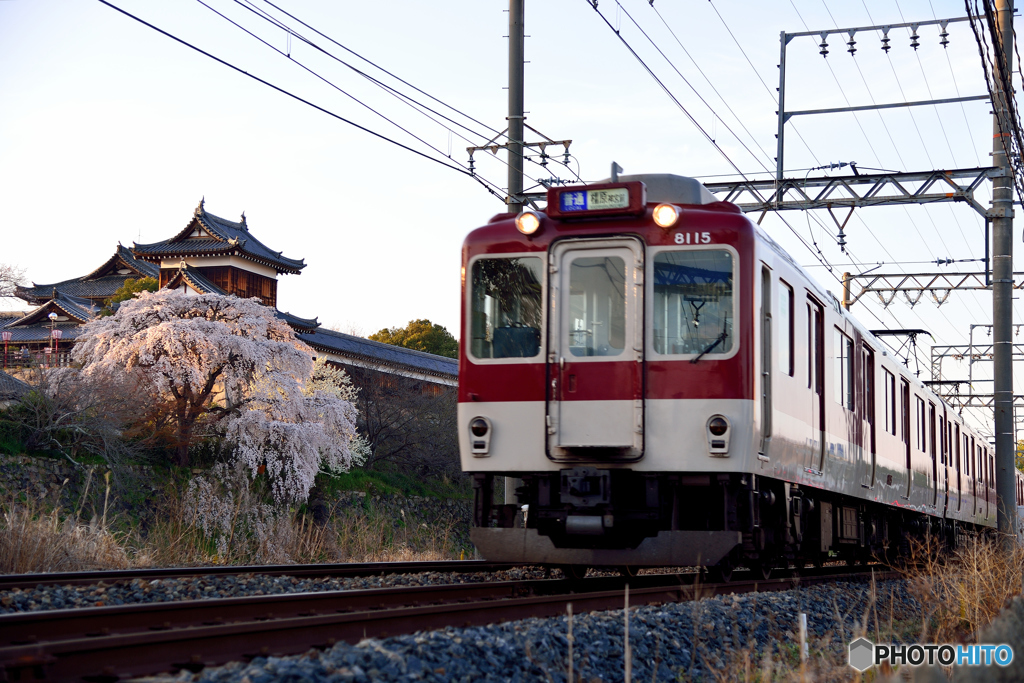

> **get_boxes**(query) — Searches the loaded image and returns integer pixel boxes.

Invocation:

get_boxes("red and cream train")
[458,173,1024,575]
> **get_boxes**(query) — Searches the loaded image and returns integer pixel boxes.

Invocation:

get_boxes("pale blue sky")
[0,0,1016,432]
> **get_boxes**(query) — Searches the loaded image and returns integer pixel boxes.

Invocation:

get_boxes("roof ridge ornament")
[240,211,247,230]
[195,197,205,217]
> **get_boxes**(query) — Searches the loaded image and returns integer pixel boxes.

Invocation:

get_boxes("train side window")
[779,280,793,376]
[651,250,734,356]
[901,379,910,446]
[469,256,544,359]
[955,425,960,472]
[929,403,937,469]
[971,437,976,478]
[916,396,926,452]
[833,328,854,410]
[883,369,896,436]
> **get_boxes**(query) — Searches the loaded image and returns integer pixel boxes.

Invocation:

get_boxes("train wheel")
[752,561,773,580]
[712,559,734,583]
[559,565,589,580]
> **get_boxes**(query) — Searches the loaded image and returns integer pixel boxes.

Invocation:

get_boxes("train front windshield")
[469,256,544,359]
[652,249,734,356]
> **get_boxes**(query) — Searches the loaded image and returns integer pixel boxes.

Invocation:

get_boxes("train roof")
[596,173,719,206]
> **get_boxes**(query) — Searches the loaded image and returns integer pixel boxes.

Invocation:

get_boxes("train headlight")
[469,416,493,456]
[652,203,680,228]
[706,415,730,456]
[708,417,728,436]
[515,210,542,235]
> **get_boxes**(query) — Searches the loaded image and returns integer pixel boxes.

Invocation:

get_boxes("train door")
[860,344,876,488]
[971,436,977,514]
[806,297,826,473]
[955,424,962,512]
[760,266,772,455]
[929,402,938,507]
[941,411,950,516]
[547,238,644,457]
[901,379,911,498]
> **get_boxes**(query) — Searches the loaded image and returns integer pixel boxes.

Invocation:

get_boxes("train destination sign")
[559,187,629,212]
[546,181,647,220]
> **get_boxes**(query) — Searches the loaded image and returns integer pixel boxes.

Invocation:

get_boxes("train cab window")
[469,256,544,359]
[779,281,794,376]
[651,250,734,356]
[834,329,854,410]
[569,256,627,356]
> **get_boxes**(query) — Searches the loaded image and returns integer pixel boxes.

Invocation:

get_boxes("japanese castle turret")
[132,198,306,308]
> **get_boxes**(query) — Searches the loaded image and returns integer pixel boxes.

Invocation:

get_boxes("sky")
[0,0,1019,433]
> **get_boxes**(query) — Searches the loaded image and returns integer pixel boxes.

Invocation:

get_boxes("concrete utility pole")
[991,0,1017,543]
[507,0,525,214]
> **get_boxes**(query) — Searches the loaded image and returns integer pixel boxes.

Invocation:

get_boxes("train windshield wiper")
[690,331,728,364]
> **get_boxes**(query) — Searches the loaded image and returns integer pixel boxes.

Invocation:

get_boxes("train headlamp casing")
[652,203,680,228]
[515,210,542,235]
[706,415,730,456]
[469,416,493,456]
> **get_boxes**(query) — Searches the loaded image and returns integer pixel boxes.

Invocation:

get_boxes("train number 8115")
[674,231,711,244]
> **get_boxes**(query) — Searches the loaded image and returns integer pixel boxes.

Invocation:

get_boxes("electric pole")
[508,0,525,214]
[991,0,1016,544]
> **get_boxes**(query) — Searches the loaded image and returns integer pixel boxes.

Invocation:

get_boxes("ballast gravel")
[138,579,920,683]
[0,568,556,614]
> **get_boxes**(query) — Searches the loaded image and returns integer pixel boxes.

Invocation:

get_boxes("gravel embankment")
[0,568,555,613]
[139,579,920,683]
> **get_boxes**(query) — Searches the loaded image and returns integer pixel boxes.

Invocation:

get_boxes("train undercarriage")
[471,469,969,577]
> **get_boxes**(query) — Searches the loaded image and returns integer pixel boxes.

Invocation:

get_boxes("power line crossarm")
[705,167,1003,217]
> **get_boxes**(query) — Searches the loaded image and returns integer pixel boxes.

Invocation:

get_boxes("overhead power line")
[93,0,508,202]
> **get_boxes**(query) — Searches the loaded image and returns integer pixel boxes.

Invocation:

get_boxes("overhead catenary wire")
[584,0,910,339]
[93,0,509,202]
[704,0,824,168]
[229,0,576,188]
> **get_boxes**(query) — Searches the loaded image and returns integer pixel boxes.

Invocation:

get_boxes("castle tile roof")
[298,328,458,380]
[132,200,306,274]
[16,245,158,305]
[0,370,31,402]
[164,265,320,333]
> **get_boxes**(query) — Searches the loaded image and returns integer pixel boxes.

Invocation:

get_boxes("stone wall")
[0,454,155,523]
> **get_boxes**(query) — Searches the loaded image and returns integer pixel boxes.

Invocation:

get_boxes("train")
[457,172,1024,577]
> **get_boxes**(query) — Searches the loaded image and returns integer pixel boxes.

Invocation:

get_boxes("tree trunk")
[174,399,191,467]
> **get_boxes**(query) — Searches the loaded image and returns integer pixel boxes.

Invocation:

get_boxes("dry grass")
[0,481,130,573]
[903,534,1024,646]
[0,480,468,573]
[677,536,1024,682]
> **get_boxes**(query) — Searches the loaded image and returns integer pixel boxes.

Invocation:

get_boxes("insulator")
[881,35,891,53]
[910,31,920,50]
[837,227,847,253]
[819,39,829,57]
[847,38,857,55]
[940,29,950,48]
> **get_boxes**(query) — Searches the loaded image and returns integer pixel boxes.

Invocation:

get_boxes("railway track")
[0,560,518,592]
[0,564,899,682]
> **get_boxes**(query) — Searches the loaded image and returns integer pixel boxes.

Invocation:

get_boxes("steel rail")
[0,566,898,682]
[0,560,518,592]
